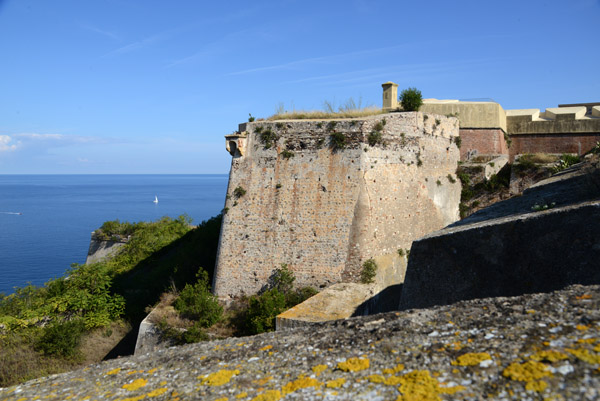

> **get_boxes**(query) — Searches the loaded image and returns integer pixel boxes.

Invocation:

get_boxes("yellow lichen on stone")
[326,378,346,388]
[502,361,552,382]
[566,348,600,364]
[122,378,148,391]
[106,368,121,375]
[396,370,464,401]
[525,380,548,392]
[259,345,273,351]
[121,395,146,401]
[526,309,536,314]
[576,324,591,331]
[236,392,248,398]
[336,357,370,372]
[201,369,240,386]
[312,364,328,376]
[452,352,492,366]
[282,377,322,394]
[384,376,403,386]
[383,363,405,375]
[530,350,568,362]
[127,370,144,375]
[147,387,168,397]
[147,368,157,374]
[367,374,385,383]
[251,390,282,401]
[215,398,228,401]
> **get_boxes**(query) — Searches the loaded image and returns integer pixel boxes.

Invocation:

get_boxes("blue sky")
[0,0,598,174]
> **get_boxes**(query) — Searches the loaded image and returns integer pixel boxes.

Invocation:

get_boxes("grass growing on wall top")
[268,107,385,121]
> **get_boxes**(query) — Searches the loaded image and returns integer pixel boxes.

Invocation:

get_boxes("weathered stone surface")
[2,284,599,400]
[399,157,600,311]
[276,283,378,330]
[213,113,461,299]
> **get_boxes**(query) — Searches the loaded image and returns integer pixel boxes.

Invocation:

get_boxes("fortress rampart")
[213,113,461,299]
[383,82,600,162]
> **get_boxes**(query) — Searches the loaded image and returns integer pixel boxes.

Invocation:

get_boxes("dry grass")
[518,153,560,164]
[79,321,131,364]
[146,292,192,329]
[268,107,385,121]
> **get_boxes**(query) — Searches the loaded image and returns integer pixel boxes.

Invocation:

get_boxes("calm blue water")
[0,175,228,295]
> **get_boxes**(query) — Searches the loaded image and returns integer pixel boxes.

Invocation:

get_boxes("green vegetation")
[552,154,580,173]
[244,264,317,335]
[454,136,462,149]
[233,186,247,198]
[416,152,423,167]
[268,97,383,121]
[36,320,85,357]
[281,149,295,159]
[259,127,277,149]
[447,174,457,184]
[95,220,139,241]
[397,249,405,257]
[457,164,511,218]
[248,113,255,122]
[360,259,377,284]
[330,131,347,150]
[174,271,222,327]
[0,214,223,386]
[399,87,423,112]
[368,130,383,146]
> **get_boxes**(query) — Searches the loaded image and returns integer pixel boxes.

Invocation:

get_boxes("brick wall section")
[509,133,600,160]
[212,113,461,299]
[459,128,509,160]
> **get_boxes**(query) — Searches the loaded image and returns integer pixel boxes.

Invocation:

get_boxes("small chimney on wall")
[382,81,398,111]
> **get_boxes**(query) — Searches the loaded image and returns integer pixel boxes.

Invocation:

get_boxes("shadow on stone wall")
[352,284,403,317]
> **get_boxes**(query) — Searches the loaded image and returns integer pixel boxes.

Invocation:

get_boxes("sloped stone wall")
[213,112,461,299]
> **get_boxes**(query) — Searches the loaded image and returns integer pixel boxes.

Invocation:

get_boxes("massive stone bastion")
[213,112,461,299]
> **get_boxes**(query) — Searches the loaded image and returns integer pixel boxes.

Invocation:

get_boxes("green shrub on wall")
[360,259,377,284]
[399,87,423,112]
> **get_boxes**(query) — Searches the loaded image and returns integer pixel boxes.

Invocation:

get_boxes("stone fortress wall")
[384,82,600,162]
[212,113,461,299]
[213,82,598,301]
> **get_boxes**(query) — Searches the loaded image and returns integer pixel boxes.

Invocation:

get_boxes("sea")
[0,175,229,295]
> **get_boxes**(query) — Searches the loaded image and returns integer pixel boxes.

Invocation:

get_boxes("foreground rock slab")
[2,285,599,400]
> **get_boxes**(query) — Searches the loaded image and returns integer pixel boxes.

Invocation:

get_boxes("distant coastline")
[0,174,228,294]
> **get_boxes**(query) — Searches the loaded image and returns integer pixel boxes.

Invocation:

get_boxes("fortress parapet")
[383,82,600,161]
[213,113,461,299]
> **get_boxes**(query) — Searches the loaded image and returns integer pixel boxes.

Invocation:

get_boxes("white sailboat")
[153,195,159,204]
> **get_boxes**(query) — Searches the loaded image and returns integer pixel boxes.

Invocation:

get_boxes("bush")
[270,264,295,294]
[233,186,246,199]
[399,87,423,112]
[173,270,222,328]
[36,320,85,357]
[330,131,346,150]
[360,259,377,284]
[368,130,383,147]
[245,289,287,334]
[281,150,295,159]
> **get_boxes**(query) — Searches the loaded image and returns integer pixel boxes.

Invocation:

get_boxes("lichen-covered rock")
[2,284,598,400]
